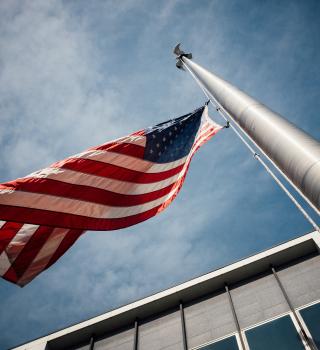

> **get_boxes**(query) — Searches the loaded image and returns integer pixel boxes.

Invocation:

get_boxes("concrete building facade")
[12,231,320,350]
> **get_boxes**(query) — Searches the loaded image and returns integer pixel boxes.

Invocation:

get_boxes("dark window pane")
[199,336,239,350]
[300,302,320,347]
[245,315,305,350]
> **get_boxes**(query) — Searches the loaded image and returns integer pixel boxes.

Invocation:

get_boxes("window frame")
[296,299,320,350]
[190,331,242,350]
[241,311,312,350]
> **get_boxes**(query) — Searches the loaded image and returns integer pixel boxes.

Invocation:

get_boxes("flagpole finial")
[173,43,192,70]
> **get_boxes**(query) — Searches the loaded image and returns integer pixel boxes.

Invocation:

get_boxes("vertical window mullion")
[133,318,139,350]
[225,284,247,350]
[89,334,94,350]
[180,301,188,350]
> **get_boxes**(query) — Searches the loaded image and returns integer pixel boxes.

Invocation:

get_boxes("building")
[12,231,320,350]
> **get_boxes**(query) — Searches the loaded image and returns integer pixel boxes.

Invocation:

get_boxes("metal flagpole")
[174,45,320,217]
[184,62,320,233]
[173,45,320,232]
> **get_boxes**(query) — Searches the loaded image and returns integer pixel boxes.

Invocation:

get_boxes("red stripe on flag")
[45,229,84,271]
[49,158,184,184]
[0,181,184,231]
[3,226,54,283]
[0,177,180,207]
[92,142,145,158]
[0,222,24,254]
[0,158,190,231]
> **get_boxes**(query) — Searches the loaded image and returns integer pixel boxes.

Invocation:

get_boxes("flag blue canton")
[144,107,204,163]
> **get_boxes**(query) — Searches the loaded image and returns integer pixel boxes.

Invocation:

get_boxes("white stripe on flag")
[25,166,183,195]
[17,227,70,285]
[46,150,187,174]
[5,224,39,262]
[0,180,184,219]
[110,134,146,147]
[0,224,39,277]
[0,251,11,276]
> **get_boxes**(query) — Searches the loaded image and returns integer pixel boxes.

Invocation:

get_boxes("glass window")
[245,315,305,350]
[199,336,239,350]
[300,302,320,347]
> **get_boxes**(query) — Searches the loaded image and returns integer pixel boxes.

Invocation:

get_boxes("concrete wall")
[66,252,320,350]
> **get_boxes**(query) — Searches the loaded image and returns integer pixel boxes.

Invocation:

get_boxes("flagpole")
[174,45,320,218]
[185,64,320,233]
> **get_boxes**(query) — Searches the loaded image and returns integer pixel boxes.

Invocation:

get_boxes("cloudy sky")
[0,0,319,348]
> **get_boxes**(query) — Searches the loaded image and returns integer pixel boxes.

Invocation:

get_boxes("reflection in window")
[300,302,320,347]
[245,315,305,350]
[199,336,239,350]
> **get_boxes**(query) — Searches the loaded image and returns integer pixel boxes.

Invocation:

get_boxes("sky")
[0,0,319,348]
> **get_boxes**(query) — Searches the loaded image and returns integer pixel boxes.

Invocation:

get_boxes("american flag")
[0,106,221,286]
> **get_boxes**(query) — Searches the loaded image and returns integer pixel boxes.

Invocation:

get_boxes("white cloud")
[0,0,125,179]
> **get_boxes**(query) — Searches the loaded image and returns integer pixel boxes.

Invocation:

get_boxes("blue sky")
[0,0,319,348]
